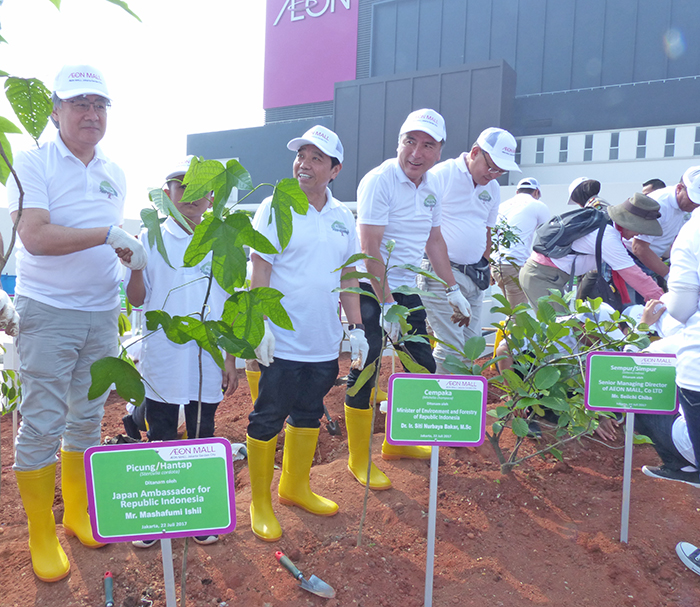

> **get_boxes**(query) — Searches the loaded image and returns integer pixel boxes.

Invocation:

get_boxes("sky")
[0,0,267,219]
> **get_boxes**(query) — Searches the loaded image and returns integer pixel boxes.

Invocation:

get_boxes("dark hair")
[642,178,666,192]
[517,187,537,195]
[570,179,601,207]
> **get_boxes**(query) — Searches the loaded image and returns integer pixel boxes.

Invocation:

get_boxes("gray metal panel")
[440,0,467,66]
[332,61,516,201]
[542,0,575,92]
[465,0,492,64]
[514,0,546,95]
[186,117,333,205]
[669,1,700,78]
[634,0,671,82]
[571,0,605,89]
[417,0,443,71]
[602,0,637,85]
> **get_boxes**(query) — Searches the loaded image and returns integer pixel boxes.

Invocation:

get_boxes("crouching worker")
[247,126,368,541]
[7,64,146,581]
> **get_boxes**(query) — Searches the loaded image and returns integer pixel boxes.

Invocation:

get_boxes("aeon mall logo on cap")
[274,0,351,26]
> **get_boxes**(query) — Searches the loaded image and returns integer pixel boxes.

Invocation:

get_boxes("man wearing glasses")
[418,127,520,374]
[7,64,145,582]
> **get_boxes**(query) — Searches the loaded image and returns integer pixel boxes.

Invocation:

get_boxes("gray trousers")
[519,259,571,312]
[13,296,119,470]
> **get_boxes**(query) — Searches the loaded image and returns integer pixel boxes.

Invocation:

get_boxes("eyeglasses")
[480,148,506,175]
[62,97,111,115]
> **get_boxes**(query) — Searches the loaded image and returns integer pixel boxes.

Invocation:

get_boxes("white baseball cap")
[399,109,446,143]
[517,177,540,189]
[53,64,110,100]
[166,155,195,181]
[476,127,520,172]
[287,125,344,163]
[682,166,700,205]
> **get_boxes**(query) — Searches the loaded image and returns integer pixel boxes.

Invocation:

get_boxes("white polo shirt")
[356,158,441,291]
[634,186,691,256]
[7,133,125,311]
[551,225,635,275]
[668,212,700,390]
[132,217,228,405]
[493,193,551,266]
[252,190,358,362]
[430,154,500,265]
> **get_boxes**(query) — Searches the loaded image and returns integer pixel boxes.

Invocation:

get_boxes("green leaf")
[103,0,142,21]
[333,286,380,303]
[538,395,570,412]
[633,434,654,445]
[4,77,51,141]
[495,406,511,419]
[140,207,173,268]
[548,447,564,462]
[0,133,13,186]
[47,0,61,9]
[333,252,377,271]
[511,417,530,438]
[180,158,253,218]
[222,287,293,346]
[394,263,445,284]
[346,361,376,397]
[0,116,22,134]
[502,368,525,392]
[118,312,131,336]
[89,357,145,405]
[462,336,486,362]
[534,366,561,390]
[338,271,378,282]
[492,421,503,433]
[214,325,257,359]
[441,354,470,375]
[146,312,224,368]
[269,178,309,250]
[395,349,430,374]
[148,188,191,234]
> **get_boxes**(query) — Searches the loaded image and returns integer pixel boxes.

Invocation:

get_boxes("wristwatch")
[347,323,365,331]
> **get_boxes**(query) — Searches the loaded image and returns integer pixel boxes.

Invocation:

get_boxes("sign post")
[585,352,677,543]
[85,438,236,606]
[387,374,487,607]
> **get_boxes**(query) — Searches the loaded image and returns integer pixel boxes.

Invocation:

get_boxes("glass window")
[609,132,619,160]
[515,139,521,166]
[664,128,675,158]
[559,136,568,163]
[584,134,593,162]
[636,130,647,159]
[695,126,700,156]
[536,137,544,164]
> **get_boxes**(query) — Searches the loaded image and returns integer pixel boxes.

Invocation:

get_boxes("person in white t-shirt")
[125,157,238,548]
[492,177,550,307]
[344,109,470,491]
[417,127,520,373]
[6,64,146,583]
[246,126,369,542]
[520,193,665,310]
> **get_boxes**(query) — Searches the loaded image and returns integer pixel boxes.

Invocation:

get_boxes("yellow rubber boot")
[381,435,432,460]
[370,387,388,404]
[246,434,282,541]
[344,405,391,490]
[16,464,71,582]
[60,450,105,548]
[246,370,261,404]
[278,426,338,516]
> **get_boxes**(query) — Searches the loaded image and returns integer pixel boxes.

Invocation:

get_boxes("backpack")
[532,207,609,259]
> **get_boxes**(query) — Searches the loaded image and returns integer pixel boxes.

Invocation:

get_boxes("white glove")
[0,291,19,337]
[447,287,472,327]
[380,302,401,342]
[106,226,147,270]
[255,320,275,366]
[348,328,369,369]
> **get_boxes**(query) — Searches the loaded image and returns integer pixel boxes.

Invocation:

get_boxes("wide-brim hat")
[608,192,662,236]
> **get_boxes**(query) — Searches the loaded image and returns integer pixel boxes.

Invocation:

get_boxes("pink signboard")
[264,0,359,109]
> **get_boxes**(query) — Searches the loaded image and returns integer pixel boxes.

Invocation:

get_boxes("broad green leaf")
[383,303,409,323]
[538,395,570,412]
[0,116,22,134]
[462,336,486,362]
[440,354,470,375]
[4,77,51,141]
[338,271,378,282]
[140,207,173,268]
[269,178,308,250]
[214,325,257,359]
[181,158,224,204]
[534,366,561,390]
[536,300,557,324]
[511,417,530,438]
[495,406,511,419]
[222,287,293,346]
[118,312,131,336]
[214,159,253,217]
[146,312,224,368]
[346,361,376,397]
[394,263,445,284]
[148,188,191,234]
[104,0,142,21]
[0,133,13,186]
[492,421,503,433]
[502,368,525,392]
[633,434,654,445]
[548,447,564,462]
[332,286,380,303]
[333,252,377,271]
[517,397,540,410]
[395,349,430,374]
[47,0,60,8]
[185,214,276,293]
[89,357,145,405]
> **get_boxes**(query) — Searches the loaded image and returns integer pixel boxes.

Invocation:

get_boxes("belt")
[422,254,470,275]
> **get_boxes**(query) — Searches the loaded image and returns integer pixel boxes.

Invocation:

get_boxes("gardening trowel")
[275,551,336,599]
[323,404,341,436]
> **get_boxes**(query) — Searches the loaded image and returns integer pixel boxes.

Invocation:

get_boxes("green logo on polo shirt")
[478,191,492,202]
[423,194,437,208]
[100,181,118,199]
[200,261,213,277]
[331,221,349,236]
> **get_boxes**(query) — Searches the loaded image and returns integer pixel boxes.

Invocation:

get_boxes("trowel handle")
[275,551,303,581]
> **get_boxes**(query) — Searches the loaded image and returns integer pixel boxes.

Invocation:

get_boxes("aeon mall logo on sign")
[273,0,351,26]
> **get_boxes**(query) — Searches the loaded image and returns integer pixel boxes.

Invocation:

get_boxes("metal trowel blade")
[300,574,336,598]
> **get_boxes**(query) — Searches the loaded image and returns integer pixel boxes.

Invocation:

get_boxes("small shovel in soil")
[323,404,341,436]
[275,551,336,599]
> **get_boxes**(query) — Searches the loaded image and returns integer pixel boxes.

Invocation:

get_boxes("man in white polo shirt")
[246,125,368,541]
[6,64,146,582]
[628,166,700,301]
[492,177,550,307]
[418,127,520,373]
[344,109,470,491]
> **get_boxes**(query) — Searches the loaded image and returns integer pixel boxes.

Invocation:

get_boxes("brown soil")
[1,354,699,607]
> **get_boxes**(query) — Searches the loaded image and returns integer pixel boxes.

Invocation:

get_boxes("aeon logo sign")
[273,0,351,25]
